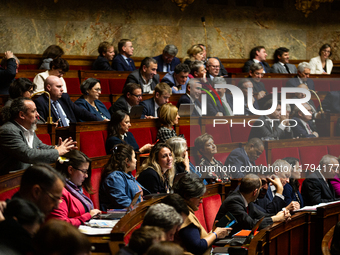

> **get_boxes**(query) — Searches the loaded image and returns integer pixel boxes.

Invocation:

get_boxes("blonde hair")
[182,45,203,63]
[158,103,178,127]
[137,143,175,188]
[166,137,187,164]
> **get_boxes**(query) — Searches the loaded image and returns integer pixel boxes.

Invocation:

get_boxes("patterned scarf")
[65,179,94,212]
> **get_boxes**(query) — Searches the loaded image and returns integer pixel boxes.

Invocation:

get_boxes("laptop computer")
[100,190,142,219]
[178,103,194,117]
[130,105,144,119]
[215,216,265,246]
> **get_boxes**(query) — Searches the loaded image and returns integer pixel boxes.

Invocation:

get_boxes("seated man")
[206,58,221,79]
[0,98,76,174]
[34,76,101,127]
[248,100,293,140]
[301,155,340,206]
[207,77,233,116]
[286,62,315,90]
[198,44,228,76]
[243,46,272,73]
[271,47,297,74]
[224,138,264,179]
[248,63,267,100]
[177,79,202,117]
[291,102,319,138]
[215,174,290,235]
[109,83,142,115]
[161,63,190,94]
[111,39,135,71]
[140,82,172,118]
[142,203,183,241]
[92,41,115,71]
[153,44,181,73]
[237,78,259,115]
[0,51,19,94]
[124,57,159,94]
[12,164,65,216]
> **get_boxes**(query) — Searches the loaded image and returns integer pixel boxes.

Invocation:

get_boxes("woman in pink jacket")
[48,150,101,227]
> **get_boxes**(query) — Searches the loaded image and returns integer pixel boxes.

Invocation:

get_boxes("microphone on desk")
[30,91,53,124]
[201,17,208,58]
[309,89,325,119]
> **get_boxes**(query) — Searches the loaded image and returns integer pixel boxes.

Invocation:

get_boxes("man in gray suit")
[0,97,76,175]
[272,47,297,74]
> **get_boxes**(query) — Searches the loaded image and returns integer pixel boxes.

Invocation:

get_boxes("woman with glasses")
[100,143,143,210]
[49,150,101,227]
[75,78,110,121]
[4,78,37,107]
[173,175,231,255]
[309,44,333,74]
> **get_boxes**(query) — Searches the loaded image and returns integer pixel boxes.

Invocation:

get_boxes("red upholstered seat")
[64,78,81,94]
[262,79,283,93]
[194,203,208,232]
[314,79,330,91]
[130,128,153,148]
[255,151,267,166]
[230,124,252,143]
[202,194,222,232]
[328,144,340,157]
[103,101,111,110]
[330,80,340,91]
[79,131,106,157]
[0,187,20,200]
[98,79,110,94]
[205,124,232,144]
[227,68,242,73]
[312,99,320,109]
[179,125,201,147]
[109,79,126,94]
[150,127,158,143]
[102,130,108,142]
[298,145,328,166]
[89,167,103,209]
[36,133,52,145]
[124,222,142,245]
[270,147,300,164]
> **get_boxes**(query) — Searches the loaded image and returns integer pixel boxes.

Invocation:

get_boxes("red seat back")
[205,124,232,144]
[179,125,201,147]
[230,124,252,143]
[80,131,106,157]
[194,204,207,232]
[130,128,153,148]
[298,145,328,166]
[64,78,81,94]
[202,194,222,232]
[124,222,142,244]
[89,167,103,209]
[109,79,126,94]
[270,147,300,164]
[328,144,340,157]
[0,187,20,201]
[255,150,267,166]
[36,134,52,145]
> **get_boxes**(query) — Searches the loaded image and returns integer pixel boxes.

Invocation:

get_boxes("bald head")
[207,58,220,77]
[45,75,64,101]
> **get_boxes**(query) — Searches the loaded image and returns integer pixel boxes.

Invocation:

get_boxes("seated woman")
[39,44,64,70]
[137,143,175,195]
[309,44,333,74]
[174,175,231,255]
[4,78,36,107]
[74,78,110,121]
[182,45,205,67]
[166,136,206,182]
[100,143,142,211]
[157,103,184,143]
[33,57,69,93]
[194,133,230,183]
[105,110,152,154]
[49,150,101,227]
[282,157,304,207]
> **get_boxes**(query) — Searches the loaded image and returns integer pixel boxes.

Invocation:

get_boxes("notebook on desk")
[178,103,194,117]
[215,216,264,246]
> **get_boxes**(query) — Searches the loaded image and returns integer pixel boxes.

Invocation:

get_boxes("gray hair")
[163,45,178,56]
[1,54,20,67]
[249,63,263,73]
[319,154,338,168]
[298,62,311,73]
[213,77,227,86]
[190,60,204,74]
[271,159,292,174]
[143,203,183,232]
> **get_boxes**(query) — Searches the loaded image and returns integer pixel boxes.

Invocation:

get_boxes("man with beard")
[0,97,75,175]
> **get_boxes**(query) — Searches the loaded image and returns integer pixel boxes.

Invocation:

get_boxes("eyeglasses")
[73,167,88,175]
[40,186,63,204]
[28,90,34,94]
[94,88,102,92]
[209,65,220,69]
[131,93,142,99]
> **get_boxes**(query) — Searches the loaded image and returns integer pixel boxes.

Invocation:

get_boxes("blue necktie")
[260,62,266,72]
[167,64,170,72]
[128,58,134,71]
[53,101,68,127]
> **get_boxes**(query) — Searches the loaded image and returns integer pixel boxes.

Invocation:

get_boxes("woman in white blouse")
[309,44,333,74]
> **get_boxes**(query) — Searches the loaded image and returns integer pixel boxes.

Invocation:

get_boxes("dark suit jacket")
[109,95,130,115]
[124,69,160,94]
[301,171,338,206]
[153,54,181,72]
[136,167,166,195]
[92,55,115,71]
[254,188,286,214]
[207,93,233,116]
[140,98,156,117]
[34,93,101,125]
[74,96,111,121]
[0,121,59,174]
[243,60,272,73]
[176,94,201,117]
[224,147,255,179]
[248,115,293,140]
[244,98,260,115]
[291,117,317,138]
[286,76,315,91]
[111,54,136,71]
[215,190,273,235]
[249,77,268,94]
[105,132,139,154]
[206,57,228,76]
[322,91,340,113]
[0,58,17,94]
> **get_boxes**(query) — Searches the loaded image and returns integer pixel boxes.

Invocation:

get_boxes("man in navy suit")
[140,82,172,118]
[238,78,260,115]
[34,76,101,127]
[224,138,264,179]
[109,83,142,115]
[248,63,267,101]
[286,62,315,90]
[291,102,319,138]
[198,44,228,76]
[177,79,202,117]
[92,41,115,71]
[206,77,233,116]
[111,39,136,71]
[161,63,190,94]
[153,45,181,73]
[243,46,272,73]
[302,155,340,206]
